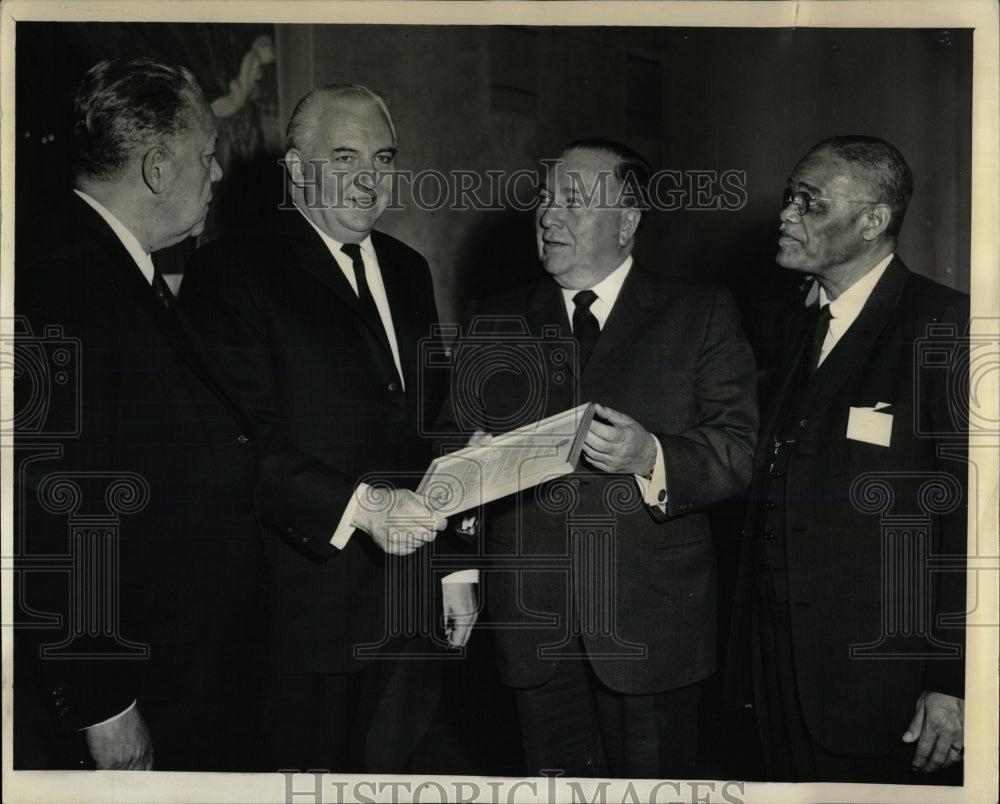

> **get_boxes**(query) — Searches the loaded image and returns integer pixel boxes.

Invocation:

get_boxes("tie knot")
[818,303,833,322]
[341,242,363,261]
[573,289,598,310]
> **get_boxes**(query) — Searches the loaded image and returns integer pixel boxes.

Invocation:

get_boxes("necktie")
[151,269,176,312]
[340,242,382,324]
[808,304,833,372]
[572,289,600,370]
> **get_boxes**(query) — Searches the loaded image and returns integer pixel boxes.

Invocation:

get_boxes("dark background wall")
[16,23,972,325]
[276,25,973,322]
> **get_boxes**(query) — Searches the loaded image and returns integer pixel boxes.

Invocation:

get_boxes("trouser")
[514,639,701,779]
[259,646,442,773]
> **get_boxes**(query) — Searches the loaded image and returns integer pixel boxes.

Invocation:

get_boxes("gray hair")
[72,57,204,182]
[285,84,396,154]
[806,135,914,238]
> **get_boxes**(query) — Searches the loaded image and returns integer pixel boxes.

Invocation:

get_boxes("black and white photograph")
[2,2,997,803]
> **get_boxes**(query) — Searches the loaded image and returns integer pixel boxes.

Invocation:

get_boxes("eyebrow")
[794,180,823,195]
[330,146,397,157]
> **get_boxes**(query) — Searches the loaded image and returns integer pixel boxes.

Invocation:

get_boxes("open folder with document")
[418,402,596,516]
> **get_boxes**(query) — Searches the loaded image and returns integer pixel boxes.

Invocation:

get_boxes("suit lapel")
[71,196,251,430]
[594,265,657,359]
[372,234,410,386]
[281,212,398,374]
[72,195,187,345]
[800,257,909,413]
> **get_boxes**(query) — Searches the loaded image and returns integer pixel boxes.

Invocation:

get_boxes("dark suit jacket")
[727,257,969,756]
[439,265,758,694]
[14,194,263,767]
[180,211,446,674]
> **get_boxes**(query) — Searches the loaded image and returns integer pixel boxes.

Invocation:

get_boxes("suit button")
[287,527,295,535]
[769,467,782,478]
[799,418,809,428]
[657,490,667,503]
[765,500,777,510]
[763,531,776,541]
[388,382,400,392]
[570,478,580,487]
[237,434,249,445]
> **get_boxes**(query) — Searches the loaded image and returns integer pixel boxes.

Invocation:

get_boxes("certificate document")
[418,402,596,516]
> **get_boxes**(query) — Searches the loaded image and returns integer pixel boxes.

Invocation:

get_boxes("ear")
[860,203,892,241]
[285,148,308,186]
[618,207,641,246]
[141,145,169,194]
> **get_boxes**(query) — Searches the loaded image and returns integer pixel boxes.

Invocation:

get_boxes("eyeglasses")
[782,189,879,216]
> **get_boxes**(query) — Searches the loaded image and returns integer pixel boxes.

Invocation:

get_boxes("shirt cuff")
[330,483,366,549]
[83,699,136,731]
[634,437,667,511]
[442,569,479,584]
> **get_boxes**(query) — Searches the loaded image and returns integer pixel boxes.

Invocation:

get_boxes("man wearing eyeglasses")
[727,135,969,784]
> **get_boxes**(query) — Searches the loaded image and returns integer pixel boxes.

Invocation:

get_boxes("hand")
[455,514,479,537]
[352,487,446,556]
[442,581,478,648]
[85,704,153,770]
[467,429,493,447]
[582,403,657,475]
[902,691,964,772]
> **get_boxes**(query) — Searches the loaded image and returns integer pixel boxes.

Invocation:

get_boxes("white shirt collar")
[812,253,894,366]
[296,205,375,266]
[74,189,155,284]
[561,255,634,330]
[818,253,894,317]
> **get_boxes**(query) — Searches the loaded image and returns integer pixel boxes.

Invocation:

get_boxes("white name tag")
[847,403,893,447]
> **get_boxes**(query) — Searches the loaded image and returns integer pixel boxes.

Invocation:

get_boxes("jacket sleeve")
[919,295,970,700]
[15,255,143,734]
[652,287,759,521]
[180,244,354,559]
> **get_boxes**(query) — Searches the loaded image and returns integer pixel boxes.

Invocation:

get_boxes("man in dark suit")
[727,135,968,783]
[14,57,263,771]
[180,84,476,772]
[438,140,758,778]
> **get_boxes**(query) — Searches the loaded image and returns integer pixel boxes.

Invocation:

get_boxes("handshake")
[350,485,450,556]
[349,429,496,556]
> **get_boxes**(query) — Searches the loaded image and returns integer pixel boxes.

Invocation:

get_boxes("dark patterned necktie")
[572,289,600,370]
[808,304,833,372]
[341,242,382,324]
[151,269,176,312]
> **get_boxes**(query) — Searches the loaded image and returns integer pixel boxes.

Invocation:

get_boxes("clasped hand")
[352,487,447,555]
